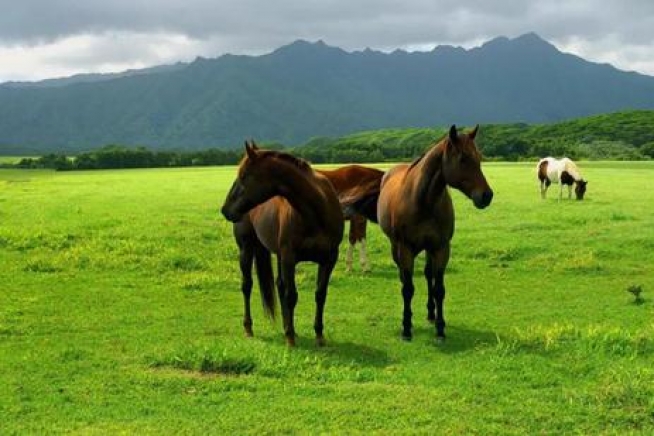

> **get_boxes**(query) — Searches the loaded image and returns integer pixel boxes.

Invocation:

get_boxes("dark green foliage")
[295,110,654,162]
[627,285,644,305]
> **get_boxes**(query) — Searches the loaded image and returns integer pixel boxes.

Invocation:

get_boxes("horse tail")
[340,178,381,223]
[253,243,276,320]
[344,192,380,223]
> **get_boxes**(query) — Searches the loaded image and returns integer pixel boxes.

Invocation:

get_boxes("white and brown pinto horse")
[537,157,588,200]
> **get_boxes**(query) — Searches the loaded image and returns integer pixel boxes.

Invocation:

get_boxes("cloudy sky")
[1,0,653,83]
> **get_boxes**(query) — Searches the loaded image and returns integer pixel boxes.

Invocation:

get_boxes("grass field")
[1,161,653,434]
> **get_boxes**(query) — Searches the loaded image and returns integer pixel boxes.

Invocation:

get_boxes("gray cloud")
[1,0,654,81]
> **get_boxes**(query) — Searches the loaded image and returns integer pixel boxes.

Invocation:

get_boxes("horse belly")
[546,168,560,184]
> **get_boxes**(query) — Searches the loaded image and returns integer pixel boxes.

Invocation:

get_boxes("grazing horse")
[221,141,344,346]
[317,165,384,273]
[537,157,587,200]
[377,125,493,341]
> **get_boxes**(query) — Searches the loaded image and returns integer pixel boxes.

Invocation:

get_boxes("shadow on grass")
[259,334,393,369]
[408,323,499,354]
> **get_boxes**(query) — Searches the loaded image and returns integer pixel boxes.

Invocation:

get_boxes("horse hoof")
[435,336,446,344]
[316,336,326,347]
[401,333,412,342]
[244,330,254,338]
[427,316,436,324]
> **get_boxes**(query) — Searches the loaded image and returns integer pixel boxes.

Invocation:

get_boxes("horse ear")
[469,124,479,140]
[245,141,258,160]
[250,139,259,151]
[449,125,458,144]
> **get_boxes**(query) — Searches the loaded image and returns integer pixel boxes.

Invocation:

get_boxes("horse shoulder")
[249,200,286,253]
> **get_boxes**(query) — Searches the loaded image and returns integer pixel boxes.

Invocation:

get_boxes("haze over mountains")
[2,32,654,154]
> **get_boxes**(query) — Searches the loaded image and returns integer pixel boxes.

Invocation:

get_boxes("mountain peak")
[480,32,558,54]
[273,39,343,56]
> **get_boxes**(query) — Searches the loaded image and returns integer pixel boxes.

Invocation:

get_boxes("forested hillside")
[295,110,654,162]
[2,33,654,154]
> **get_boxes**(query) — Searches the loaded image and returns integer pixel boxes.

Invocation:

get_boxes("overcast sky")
[1,0,654,83]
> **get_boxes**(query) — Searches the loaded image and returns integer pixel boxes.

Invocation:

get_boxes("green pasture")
[1,162,653,434]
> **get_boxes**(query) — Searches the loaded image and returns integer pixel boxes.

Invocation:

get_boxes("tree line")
[12,146,245,171]
[7,110,654,171]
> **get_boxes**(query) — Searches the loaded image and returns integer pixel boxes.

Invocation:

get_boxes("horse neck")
[269,161,340,234]
[412,141,448,205]
[561,160,582,181]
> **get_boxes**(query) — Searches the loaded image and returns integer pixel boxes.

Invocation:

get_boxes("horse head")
[221,140,279,222]
[575,179,588,200]
[441,125,493,209]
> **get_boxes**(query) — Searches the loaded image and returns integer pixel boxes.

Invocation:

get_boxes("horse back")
[319,165,383,193]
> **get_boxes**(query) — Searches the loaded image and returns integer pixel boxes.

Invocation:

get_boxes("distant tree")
[640,142,654,158]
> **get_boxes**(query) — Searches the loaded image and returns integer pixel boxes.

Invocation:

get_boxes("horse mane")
[408,135,449,173]
[408,152,427,170]
[561,158,583,181]
[410,130,481,204]
[250,149,312,173]
[265,150,311,171]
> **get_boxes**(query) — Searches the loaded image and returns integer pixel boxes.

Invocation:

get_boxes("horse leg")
[558,182,563,201]
[238,241,255,337]
[424,254,435,323]
[314,257,336,347]
[431,245,450,341]
[357,218,370,273]
[359,238,370,273]
[392,242,415,340]
[275,257,284,303]
[279,257,298,346]
[345,243,354,273]
[567,184,572,199]
[541,179,550,199]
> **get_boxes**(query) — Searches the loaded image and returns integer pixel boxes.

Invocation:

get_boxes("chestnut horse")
[537,157,587,200]
[317,165,384,273]
[377,125,493,341]
[221,141,344,346]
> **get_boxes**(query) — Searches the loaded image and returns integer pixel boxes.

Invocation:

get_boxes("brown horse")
[377,125,493,341]
[221,141,344,346]
[317,165,384,273]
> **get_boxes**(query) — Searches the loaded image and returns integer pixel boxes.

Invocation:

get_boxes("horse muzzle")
[221,205,243,222]
[472,190,493,209]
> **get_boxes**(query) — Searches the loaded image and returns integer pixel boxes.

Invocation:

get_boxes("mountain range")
[2,32,654,154]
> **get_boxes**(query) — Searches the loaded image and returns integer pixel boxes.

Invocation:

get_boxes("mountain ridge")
[1,33,654,154]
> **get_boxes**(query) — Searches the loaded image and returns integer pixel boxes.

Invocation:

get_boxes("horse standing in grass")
[537,157,587,200]
[221,141,344,347]
[376,125,493,341]
[317,165,384,273]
